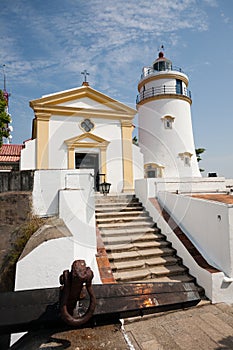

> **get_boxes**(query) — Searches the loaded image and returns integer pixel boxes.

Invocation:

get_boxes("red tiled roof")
[0,144,23,162]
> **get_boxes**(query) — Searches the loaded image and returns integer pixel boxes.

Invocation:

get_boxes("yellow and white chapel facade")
[20,82,143,193]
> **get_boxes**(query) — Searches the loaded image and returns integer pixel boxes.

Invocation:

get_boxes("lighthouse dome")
[153,51,172,71]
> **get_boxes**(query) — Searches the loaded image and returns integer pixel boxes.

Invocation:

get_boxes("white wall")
[59,188,96,250]
[32,169,95,217]
[138,95,201,178]
[154,177,226,193]
[58,96,113,110]
[135,177,226,199]
[15,232,101,290]
[143,77,187,93]
[15,171,101,291]
[20,139,36,170]
[158,191,233,278]
[226,179,233,189]
[105,138,123,193]
[132,144,144,181]
[135,178,157,204]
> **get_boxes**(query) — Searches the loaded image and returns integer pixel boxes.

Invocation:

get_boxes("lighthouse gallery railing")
[136,85,192,104]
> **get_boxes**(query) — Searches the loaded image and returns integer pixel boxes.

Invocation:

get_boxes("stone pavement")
[10,302,233,349]
[124,302,233,350]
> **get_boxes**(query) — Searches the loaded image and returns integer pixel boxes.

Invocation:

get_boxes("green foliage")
[132,136,138,145]
[0,89,11,147]
[195,148,206,172]
[195,148,206,162]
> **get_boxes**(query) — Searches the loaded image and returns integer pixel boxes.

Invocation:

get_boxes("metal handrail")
[141,66,185,79]
[136,85,192,104]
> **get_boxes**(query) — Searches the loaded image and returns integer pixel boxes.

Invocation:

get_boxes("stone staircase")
[95,194,197,285]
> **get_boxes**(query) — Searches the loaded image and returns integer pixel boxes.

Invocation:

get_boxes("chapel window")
[80,119,95,132]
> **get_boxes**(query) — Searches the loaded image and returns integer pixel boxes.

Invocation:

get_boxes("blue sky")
[0,0,233,178]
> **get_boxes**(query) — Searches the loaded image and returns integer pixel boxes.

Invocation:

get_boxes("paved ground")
[9,302,233,349]
[124,302,233,350]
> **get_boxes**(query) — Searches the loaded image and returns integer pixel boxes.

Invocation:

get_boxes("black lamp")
[99,181,111,195]
[99,175,111,195]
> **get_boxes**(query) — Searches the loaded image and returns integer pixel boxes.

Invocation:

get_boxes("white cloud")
[0,0,217,143]
[0,1,210,82]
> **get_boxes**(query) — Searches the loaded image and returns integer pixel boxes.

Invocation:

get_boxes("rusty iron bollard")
[59,260,96,326]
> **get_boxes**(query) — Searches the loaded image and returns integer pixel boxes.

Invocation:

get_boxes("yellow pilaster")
[36,113,50,169]
[67,147,75,169]
[99,146,106,179]
[121,120,134,192]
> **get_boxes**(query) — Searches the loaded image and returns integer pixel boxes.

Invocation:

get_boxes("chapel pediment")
[65,133,109,148]
[29,85,136,117]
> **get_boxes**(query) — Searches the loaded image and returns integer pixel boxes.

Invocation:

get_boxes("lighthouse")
[137,50,201,178]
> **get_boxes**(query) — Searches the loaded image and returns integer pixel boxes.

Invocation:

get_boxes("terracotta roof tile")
[0,155,21,162]
[0,144,23,156]
[0,144,23,163]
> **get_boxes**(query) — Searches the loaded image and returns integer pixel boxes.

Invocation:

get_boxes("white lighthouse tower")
[137,50,201,179]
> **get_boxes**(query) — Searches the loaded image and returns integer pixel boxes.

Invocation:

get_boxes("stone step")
[96,201,142,207]
[99,226,161,237]
[95,194,202,294]
[108,247,176,262]
[96,214,152,224]
[113,264,188,282]
[105,240,170,253]
[95,205,144,213]
[145,274,195,283]
[102,232,162,245]
[111,255,181,272]
[95,196,138,205]
[97,216,154,226]
[96,210,147,218]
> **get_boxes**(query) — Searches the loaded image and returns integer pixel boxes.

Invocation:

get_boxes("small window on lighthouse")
[179,152,192,167]
[162,116,175,129]
[165,119,172,129]
[184,156,191,166]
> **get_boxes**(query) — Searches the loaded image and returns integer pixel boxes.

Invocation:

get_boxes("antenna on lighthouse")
[157,45,165,59]
[3,64,6,91]
[158,44,165,53]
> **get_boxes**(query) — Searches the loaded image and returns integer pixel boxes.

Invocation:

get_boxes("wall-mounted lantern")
[99,181,111,195]
[98,174,111,195]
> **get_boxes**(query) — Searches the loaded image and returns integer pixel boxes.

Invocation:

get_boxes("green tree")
[132,135,138,145]
[195,148,206,172]
[0,90,11,147]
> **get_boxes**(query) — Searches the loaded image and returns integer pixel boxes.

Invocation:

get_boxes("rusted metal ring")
[60,260,96,327]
